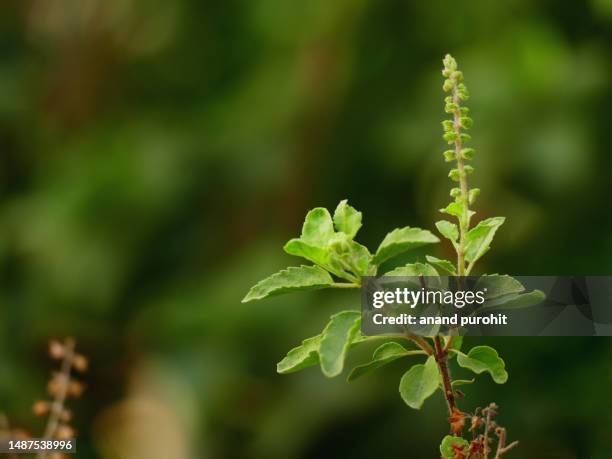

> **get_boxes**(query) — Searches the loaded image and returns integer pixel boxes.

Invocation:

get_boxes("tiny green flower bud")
[464,165,474,174]
[468,188,480,205]
[445,103,459,114]
[450,187,461,197]
[443,132,458,143]
[443,79,453,92]
[451,70,463,81]
[460,133,471,142]
[448,168,461,182]
[460,106,470,115]
[442,120,454,131]
[460,117,473,129]
[443,54,457,71]
[461,148,475,160]
[444,96,453,104]
[443,150,455,162]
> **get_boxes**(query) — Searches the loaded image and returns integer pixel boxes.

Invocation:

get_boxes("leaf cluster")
[243,198,540,411]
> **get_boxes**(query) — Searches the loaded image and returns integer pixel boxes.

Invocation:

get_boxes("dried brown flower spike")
[34,337,87,459]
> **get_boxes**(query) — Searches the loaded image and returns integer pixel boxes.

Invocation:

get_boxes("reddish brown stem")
[409,336,434,355]
[433,336,457,415]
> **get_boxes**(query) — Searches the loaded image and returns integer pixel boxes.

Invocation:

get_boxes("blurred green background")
[1,0,612,458]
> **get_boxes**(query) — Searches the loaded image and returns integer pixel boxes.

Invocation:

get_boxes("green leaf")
[329,233,373,277]
[283,207,347,277]
[435,220,459,244]
[347,342,426,381]
[426,255,457,275]
[284,239,330,267]
[277,335,321,374]
[319,311,361,377]
[284,239,353,281]
[464,217,505,264]
[300,207,335,246]
[242,265,334,302]
[373,227,439,265]
[399,356,439,409]
[473,275,545,313]
[478,289,545,313]
[333,200,362,239]
[440,435,469,459]
[440,201,475,228]
[384,262,438,277]
[440,201,463,218]
[476,274,525,299]
[456,345,508,384]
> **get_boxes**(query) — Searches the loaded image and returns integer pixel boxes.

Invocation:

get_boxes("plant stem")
[483,404,493,459]
[433,336,457,415]
[443,335,454,352]
[495,427,519,458]
[452,87,471,276]
[409,336,434,355]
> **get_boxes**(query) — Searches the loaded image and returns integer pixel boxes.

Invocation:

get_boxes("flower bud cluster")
[441,54,479,207]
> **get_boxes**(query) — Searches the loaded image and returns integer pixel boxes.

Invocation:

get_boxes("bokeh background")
[1,0,612,458]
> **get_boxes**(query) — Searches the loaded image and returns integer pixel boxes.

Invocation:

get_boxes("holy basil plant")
[243,55,542,458]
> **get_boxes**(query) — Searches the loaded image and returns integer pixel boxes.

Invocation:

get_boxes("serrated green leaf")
[319,311,361,377]
[436,220,459,244]
[333,200,362,239]
[300,207,335,246]
[242,265,334,302]
[426,255,457,275]
[384,262,438,277]
[399,356,439,409]
[277,335,321,374]
[373,227,439,265]
[347,342,426,381]
[456,345,508,384]
[464,217,505,264]
[440,435,469,458]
